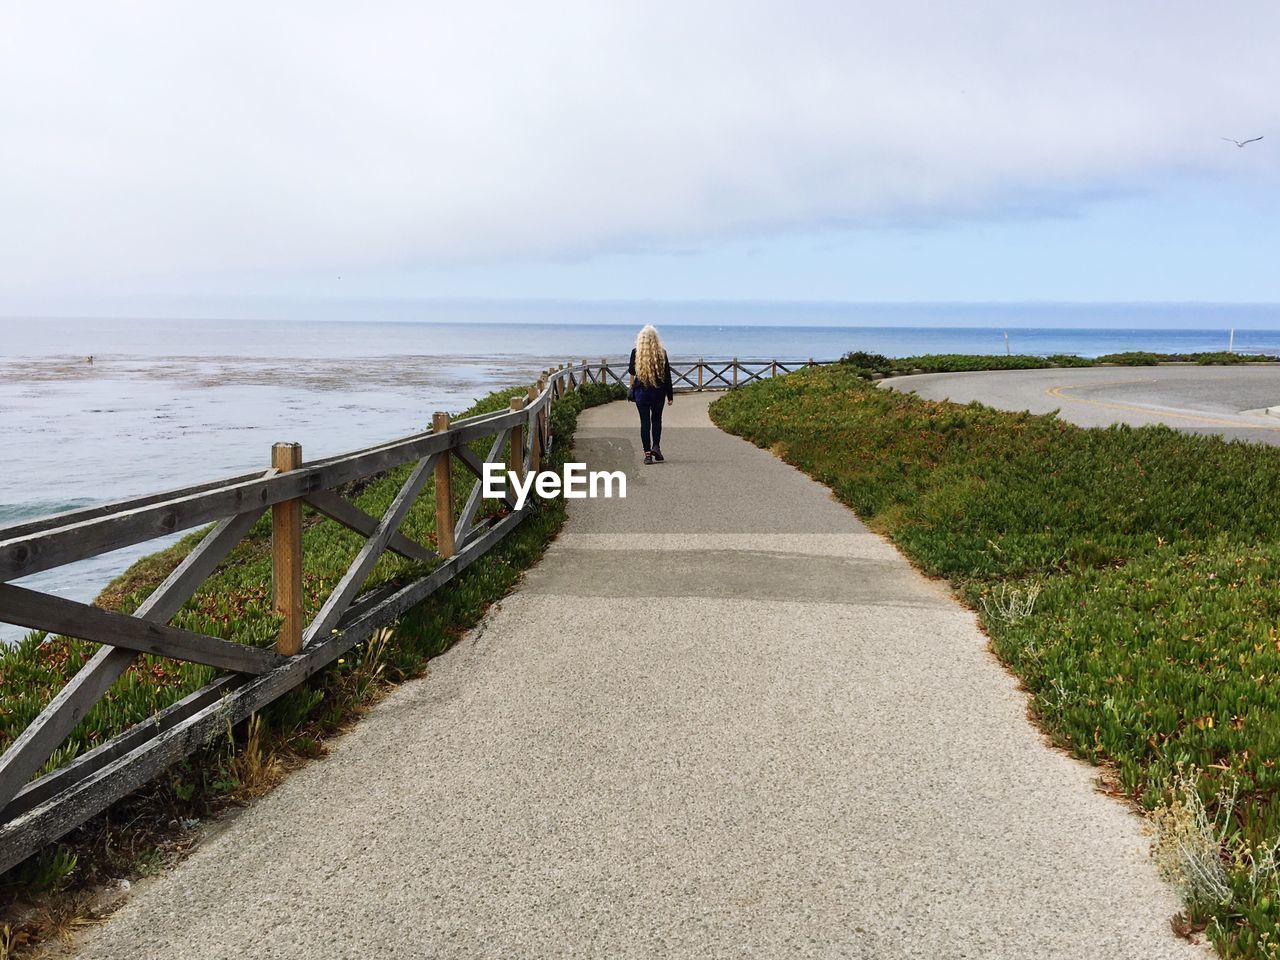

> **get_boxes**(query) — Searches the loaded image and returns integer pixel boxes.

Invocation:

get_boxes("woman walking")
[628,325,673,465]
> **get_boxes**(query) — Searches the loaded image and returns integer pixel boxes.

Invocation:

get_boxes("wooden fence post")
[524,385,538,472]
[548,375,556,438]
[771,360,777,379]
[432,412,455,559]
[508,398,525,482]
[543,377,551,439]
[697,358,704,390]
[532,380,545,472]
[732,358,739,387]
[270,442,304,655]
[600,358,609,385]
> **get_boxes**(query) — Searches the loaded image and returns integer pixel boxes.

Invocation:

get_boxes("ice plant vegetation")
[711,360,1280,957]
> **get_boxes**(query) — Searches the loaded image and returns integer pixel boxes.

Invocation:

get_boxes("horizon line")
[5,295,1280,309]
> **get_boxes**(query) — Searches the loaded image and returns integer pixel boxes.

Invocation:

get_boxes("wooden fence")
[589,356,825,391]
[0,357,832,872]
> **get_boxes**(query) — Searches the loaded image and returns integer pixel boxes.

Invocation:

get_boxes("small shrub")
[978,581,1041,626]
[1095,351,1162,365]
[1146,770,1237,909]
[839,350,891,371]
[1046,354,1095,367]
[1147,769,1280,931]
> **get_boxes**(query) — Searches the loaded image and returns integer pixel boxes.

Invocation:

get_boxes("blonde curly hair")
[633,325,666,388]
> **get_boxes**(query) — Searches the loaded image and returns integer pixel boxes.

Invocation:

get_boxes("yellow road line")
[1045,380,1280,430]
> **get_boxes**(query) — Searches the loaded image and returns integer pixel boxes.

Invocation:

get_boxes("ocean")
[3,307,1280,641]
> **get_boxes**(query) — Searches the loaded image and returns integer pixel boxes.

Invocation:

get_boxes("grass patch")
[0,381,624,944]
[710,364,1280,957]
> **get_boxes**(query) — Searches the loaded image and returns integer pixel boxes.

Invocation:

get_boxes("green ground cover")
[839,349,1276,376]
[710,362,1280,957]
[0,381,623,904]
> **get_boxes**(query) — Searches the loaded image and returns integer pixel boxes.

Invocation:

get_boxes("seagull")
[1222,136,1264,148]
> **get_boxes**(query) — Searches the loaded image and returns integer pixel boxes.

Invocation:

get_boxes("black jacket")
[628,348,673,401]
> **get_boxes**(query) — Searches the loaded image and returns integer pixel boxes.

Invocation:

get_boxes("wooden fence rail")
[0,357,833,872]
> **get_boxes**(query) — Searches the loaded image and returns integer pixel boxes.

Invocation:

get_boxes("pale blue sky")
[343,175,1280,303]
[1,2,1277,315]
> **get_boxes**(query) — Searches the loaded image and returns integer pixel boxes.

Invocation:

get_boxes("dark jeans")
[634,388,665,452]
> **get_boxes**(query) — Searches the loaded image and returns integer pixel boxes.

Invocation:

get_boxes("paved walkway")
[75,394,1202,959]
[886,365,1280,444]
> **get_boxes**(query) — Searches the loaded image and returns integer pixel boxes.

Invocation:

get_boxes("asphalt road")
[884,364,1280,444]
[71,394,1204,959]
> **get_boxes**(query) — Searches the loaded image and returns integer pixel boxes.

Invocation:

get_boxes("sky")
[1,1,1277,315]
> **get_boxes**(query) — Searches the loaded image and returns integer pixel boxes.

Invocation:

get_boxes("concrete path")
[886,364,1280,444]
[74,394,1204,959]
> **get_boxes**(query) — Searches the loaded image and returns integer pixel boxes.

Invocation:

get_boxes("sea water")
[3,308,1280,640]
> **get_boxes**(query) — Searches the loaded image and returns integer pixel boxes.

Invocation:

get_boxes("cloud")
[0,0,1276,293]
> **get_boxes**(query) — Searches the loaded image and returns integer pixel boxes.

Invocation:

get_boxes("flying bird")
[1222,136,1264,148]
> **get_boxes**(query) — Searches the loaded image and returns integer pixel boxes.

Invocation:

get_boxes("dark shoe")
[644,451,654,465]
[651,447,665,462]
